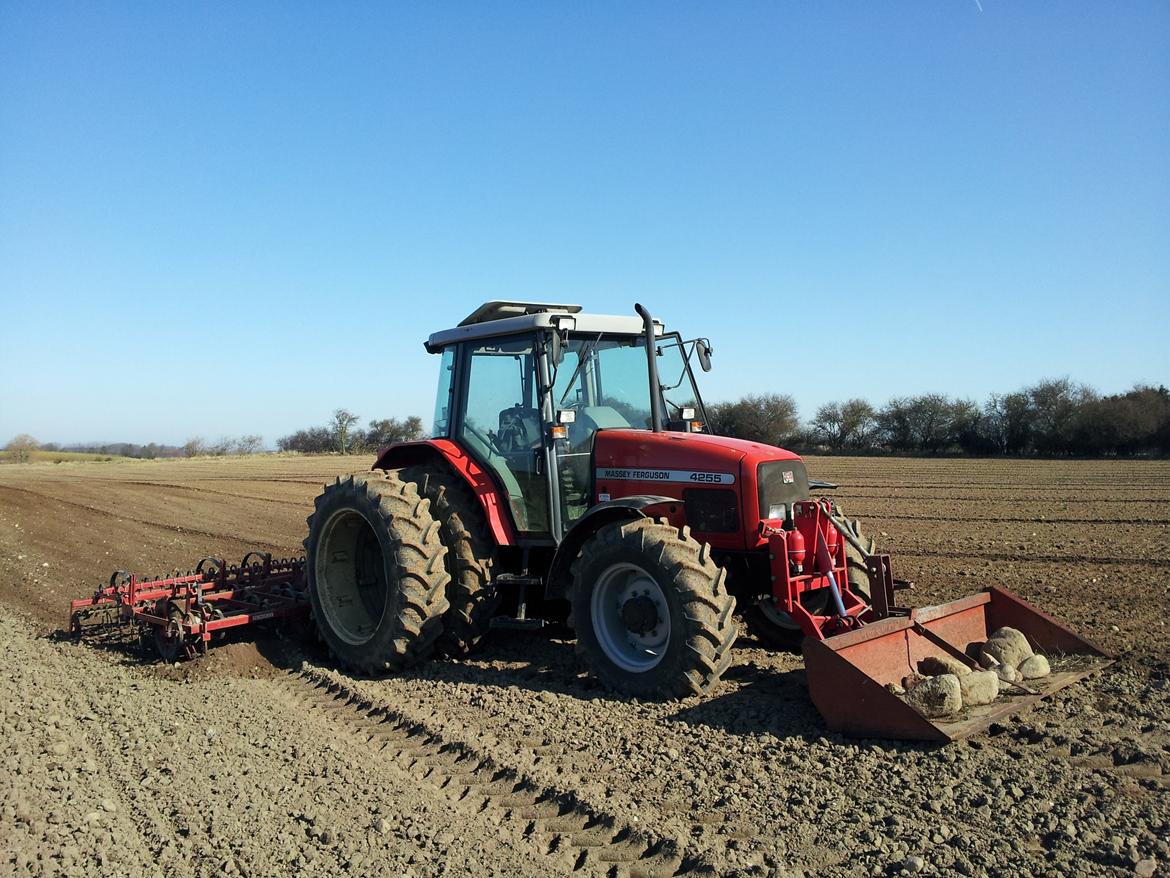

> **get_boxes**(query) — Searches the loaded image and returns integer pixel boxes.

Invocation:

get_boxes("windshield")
[551,332,704,429]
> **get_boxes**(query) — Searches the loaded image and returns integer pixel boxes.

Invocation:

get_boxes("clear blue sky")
[2,2,1167,447]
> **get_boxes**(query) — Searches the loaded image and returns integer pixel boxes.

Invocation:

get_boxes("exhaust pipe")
[634,303,664,433]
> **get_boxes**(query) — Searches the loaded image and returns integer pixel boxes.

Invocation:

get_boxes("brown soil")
[0,454,1167,877]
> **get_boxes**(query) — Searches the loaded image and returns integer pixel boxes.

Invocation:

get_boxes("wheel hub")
[620,595,659,635]
[590,563,672,673]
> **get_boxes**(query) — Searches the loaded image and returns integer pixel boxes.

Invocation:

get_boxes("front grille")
[757,460,809,519]
[683,488,740,533]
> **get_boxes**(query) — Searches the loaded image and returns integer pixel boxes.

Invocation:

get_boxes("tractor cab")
[422,301,713,540]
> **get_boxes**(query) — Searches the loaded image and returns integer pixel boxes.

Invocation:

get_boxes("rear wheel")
[570,519,737,699]
[304,473,449,674]
[400,464,499,657]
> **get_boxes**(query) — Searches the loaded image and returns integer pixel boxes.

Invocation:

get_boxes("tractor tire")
[569,518,737,699]
[400,464,499,657]
[304,473,449,674]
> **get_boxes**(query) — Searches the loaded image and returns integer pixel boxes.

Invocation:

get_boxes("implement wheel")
[304,473,450,674]
[570,519,737,699]
[400,464,499,657]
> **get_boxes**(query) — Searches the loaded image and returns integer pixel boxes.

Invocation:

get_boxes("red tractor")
[70,300,1110,741]
[306,302,911,698]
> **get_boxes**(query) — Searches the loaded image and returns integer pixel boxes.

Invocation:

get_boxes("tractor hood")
[593,429,802,476]
[591,430,806,549]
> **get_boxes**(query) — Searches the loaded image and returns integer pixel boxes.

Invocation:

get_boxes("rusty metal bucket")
[802,587,1113,742]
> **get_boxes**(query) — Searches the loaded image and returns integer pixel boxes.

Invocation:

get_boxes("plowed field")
[1,455,1167,877]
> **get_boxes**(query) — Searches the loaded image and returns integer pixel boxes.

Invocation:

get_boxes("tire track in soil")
[279,666,720,878]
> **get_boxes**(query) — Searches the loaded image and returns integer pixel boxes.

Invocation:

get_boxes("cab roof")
[425,300,663,353]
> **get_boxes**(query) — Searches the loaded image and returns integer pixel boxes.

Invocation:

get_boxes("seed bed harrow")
[69,552,308,662]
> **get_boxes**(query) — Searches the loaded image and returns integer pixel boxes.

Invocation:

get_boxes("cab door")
[455,336,551,536]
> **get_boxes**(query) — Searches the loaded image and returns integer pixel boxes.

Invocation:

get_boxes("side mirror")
[549,330,565,367]
[696,339,713,372]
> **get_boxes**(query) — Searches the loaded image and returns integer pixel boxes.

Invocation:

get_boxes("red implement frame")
[765,500,877,640]
[70,552,307,661]
[803,586,1113,742]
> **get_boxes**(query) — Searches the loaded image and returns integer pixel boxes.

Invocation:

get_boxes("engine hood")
[592,429,802,474]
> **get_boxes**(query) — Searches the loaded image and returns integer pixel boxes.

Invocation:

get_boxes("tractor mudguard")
[543,495,675,601]
[372,440,519,547]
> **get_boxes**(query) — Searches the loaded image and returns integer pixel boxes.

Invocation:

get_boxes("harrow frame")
[70,552,308,661]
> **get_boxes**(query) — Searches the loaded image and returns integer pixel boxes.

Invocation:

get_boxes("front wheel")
[570,519,737,699]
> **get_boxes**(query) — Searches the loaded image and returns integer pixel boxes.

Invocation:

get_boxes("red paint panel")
[374,439,518,546]
[593,430,803,549]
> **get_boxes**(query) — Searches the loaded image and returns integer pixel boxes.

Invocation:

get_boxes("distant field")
[1,450,135,464]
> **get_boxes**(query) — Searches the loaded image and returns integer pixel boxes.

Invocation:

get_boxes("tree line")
[707,379,1170,456]
[276,409,423,454]
[8,380,1167,463]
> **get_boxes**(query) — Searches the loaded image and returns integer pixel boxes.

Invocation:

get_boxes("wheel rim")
[590,562,671,673]
[316,509,388,646]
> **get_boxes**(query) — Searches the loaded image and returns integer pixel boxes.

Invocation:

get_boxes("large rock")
[1019,654,1051,679]
[995,663,1020,684]
[918,655,971,677]
[958,670,1000,706]
[901,672,928,691]
[980,626,1034,669]
[905,674,962,718]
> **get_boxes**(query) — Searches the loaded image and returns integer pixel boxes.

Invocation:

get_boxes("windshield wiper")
[558,333,603,406]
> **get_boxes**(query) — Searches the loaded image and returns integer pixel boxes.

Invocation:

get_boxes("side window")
[430,347,456,438]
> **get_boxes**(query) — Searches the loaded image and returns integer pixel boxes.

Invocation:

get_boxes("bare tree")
[5,434,39,463]
[183,437,206,458]
[363,417,423,450]
[812,399,877,449]
[981,392,1033,454]
[330,409,360,453]
[234,435,264,455]
[708,393,799,448]
[1027,378,1096,455]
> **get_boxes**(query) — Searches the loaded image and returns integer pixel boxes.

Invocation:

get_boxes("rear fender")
[544,495,675,601]
[372,440,519,546]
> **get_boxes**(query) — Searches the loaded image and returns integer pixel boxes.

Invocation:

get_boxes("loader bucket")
[802,587,1113,743]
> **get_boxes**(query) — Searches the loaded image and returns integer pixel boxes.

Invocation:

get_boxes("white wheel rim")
[590,562,671,673]
[316,508,386,646]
